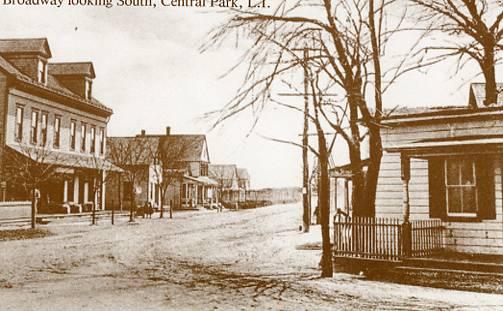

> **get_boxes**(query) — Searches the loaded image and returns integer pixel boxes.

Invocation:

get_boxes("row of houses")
[0,37,250,215]
[106,129,252,210]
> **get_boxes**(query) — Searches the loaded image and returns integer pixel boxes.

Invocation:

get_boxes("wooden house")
[209,164,243,204]
[332,83,503,257]
[106,128,218,211]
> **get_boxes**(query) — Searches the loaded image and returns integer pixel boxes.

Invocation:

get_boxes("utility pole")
[302,47,311,233]
[277,44,337,233]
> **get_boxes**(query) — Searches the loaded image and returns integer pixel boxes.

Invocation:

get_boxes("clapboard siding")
[375,115,503,255]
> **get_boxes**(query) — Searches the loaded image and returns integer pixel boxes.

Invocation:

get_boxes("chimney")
[166,126,171,136]
[140,129,146,136]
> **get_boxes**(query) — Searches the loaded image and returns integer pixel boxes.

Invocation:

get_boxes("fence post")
[402,221,412,257]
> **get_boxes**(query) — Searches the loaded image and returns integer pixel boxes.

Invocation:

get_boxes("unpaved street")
[1,204,502,310]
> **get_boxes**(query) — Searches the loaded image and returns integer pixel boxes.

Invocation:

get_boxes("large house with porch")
[332,83,503,257]
[106,128,218,211]
[161,131,218,209]
[0,38,117,213]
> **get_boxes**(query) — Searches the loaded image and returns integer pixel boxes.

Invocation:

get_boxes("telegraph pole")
[302,47,311,233]
[277,44,337,233]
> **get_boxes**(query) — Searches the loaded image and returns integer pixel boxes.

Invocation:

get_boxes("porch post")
[401,153,412,257]
[63,179,68,203]
[84,181,89,204]
[73,176,79,203]
[344,179,349,213]
[334,177,337,212]
[101,172,106,211]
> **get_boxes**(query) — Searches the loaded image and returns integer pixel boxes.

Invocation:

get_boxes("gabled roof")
[48,62,96,79]
[468,83,503,108]
[107,136,160,166]
[107,134,209,167]
[236,168,250,180]
[159,135,207,162]
[0,38,52,58]
[209,164,238,188]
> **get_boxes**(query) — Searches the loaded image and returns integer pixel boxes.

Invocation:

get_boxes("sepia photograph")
[0,1,502,310]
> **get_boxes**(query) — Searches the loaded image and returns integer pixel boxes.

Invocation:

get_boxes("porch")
[180,176,219,209]
[3,145,121,214]
[333,134,503,267]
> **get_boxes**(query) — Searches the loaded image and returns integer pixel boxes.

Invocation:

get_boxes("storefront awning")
[183,175,219,186]
[385,135,503,157]
[7,144,123,172]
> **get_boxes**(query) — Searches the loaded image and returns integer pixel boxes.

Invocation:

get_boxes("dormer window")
[37,60,47,84]
[85,80,92,100]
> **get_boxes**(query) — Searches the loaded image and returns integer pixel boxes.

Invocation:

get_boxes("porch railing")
[333,216,444,261]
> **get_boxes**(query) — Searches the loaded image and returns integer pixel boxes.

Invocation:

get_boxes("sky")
[0,3,501,188]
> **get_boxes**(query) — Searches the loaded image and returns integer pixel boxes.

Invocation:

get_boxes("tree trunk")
[130,190,135,222]
[118,174,123,212]
[366,0,382,218]
[482,49,497,106]
[160,189,164,219]
[91,189,97,225]
[365,124,382,217]
[347,91,366,217]
[317,126,333,277]
[31,189,37,229]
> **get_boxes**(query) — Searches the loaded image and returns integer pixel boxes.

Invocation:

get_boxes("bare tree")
[201,0,426,277]
[147,138,192,219]
[87,155,121,225]
[411,0,503,104]
[107,137,149,223]
[2,144,63,229]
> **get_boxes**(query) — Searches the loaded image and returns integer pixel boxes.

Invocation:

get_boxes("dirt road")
[0,204,502,310]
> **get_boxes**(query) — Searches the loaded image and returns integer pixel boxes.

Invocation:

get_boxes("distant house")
[0,38,118,213]
[237,168,250,191]
[332,83,503,256]
[106,128,218,211]
[160,131,218,209]
[106,134,162,210]
[209,164,243,203]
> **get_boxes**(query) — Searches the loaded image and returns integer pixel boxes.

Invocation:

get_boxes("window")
[53,116,61,148]
[41,112,48,146]
[445,158,477,216]
[80,123,87,152]
[99,128,105,155]
[15,106,23,141]
[37,60,47,84]
[30,110,39,144]
[200,163,208,176]
[70,120,76,150]
[85,80,92,100]
[90,126,96,153]
[182,184,187,199]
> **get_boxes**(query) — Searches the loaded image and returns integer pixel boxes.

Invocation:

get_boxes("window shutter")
[428,158,447,220]
[476,158,496,220]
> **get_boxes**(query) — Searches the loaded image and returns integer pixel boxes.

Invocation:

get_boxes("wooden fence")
[333,216,444,261]
[411,219,444,257]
